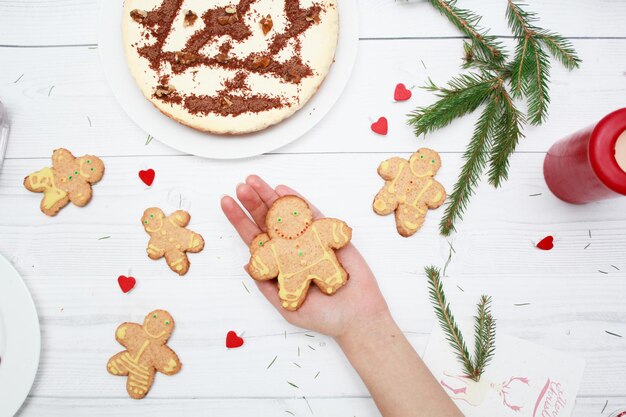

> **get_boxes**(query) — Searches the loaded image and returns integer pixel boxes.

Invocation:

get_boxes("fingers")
[275,184,325,219]
[246,175,280,208]
[236,183,269,230]
[220,195,262,245]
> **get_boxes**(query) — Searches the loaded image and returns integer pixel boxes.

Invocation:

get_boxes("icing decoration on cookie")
[373,148,446,237]
[536,235,554,250]
[394,83,412,101]
[139,169,156,186]
[107,309,181,399]
[23,148,105,216]
[248,195,352,311]
[141,208,205,275]
[225,331,244,348]
[371,117,388,135]
[118,275,137,293]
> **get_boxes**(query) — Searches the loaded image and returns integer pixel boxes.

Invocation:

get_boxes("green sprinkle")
[242,281,250,294]
[304,334,314,338]
[266,355,277,369]
[314,371,320,379]
[293,362,301,368]
[287,381,299,389]
[145,135,154,145]
[285,412,295,416]
[98,236,111,240]
[307,345,316,351]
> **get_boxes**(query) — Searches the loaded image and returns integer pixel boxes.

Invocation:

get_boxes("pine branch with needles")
[427,0,506,65]
[409,1,580,235]
[426,266,496,381]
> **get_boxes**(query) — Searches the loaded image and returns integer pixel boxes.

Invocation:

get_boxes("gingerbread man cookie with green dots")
[23,148,105,216]
[107,309,182,399]
[248,195,352,311]
[142,208,205,275]
[373,148,446,237]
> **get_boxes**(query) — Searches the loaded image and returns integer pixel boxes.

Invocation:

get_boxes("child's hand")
[221,175,390,338]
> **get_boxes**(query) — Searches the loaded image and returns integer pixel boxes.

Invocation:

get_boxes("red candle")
[544,108,626,203]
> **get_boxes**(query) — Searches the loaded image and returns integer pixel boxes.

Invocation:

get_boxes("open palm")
[221,175,389,337]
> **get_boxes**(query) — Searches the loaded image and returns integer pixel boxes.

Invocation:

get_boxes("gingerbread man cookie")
[107,309,182,399]
[23,148,105,216]
[248,196,352,311]
[142,208,204,275]
[373,148,446,237]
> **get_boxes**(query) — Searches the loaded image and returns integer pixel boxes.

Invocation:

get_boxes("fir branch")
[425,266,475,378]
[487,88,525,186]
[440,93,499,235]
[408,73,495,137]
[473,295,496,379]
[427,0,505,64]
[538,31,581,70]
[506,1,580,124]
[409,0,580,234]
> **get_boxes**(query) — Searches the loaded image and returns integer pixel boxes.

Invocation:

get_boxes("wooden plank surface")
[0,0,625,46]
[1,0,625,416]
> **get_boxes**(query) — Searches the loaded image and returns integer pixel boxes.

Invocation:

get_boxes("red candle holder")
[544,108,626,204]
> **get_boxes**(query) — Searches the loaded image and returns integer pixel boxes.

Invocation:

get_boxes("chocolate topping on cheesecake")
[131,0,329,117]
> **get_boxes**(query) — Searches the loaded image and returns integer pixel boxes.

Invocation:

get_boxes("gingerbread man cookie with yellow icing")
[23,148,105,216]
[107,309,182,399]
[373,148,446,237]
[142,208,205,275]
[248,195,352,311]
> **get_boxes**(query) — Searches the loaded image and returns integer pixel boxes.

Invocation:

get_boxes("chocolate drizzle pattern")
[131,0,327,117]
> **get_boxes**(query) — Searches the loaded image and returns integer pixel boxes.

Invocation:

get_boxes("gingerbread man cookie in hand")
[23,148,105,216]
[107,310,181,399]
[248,196,352,311]
[142,208,205,275]
[373,148,446,237]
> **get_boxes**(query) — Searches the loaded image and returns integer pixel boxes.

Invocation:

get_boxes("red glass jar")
[544,108,626,203]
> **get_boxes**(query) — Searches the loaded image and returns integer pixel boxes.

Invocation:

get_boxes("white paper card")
[423,325,586,417]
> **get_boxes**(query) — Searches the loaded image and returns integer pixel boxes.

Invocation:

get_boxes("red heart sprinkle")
[138,169,155,186]
[394,83,412,101]
[226,331,244,348]
[371,117,388,136]
[117,275,136,293]
[536,235,554,251]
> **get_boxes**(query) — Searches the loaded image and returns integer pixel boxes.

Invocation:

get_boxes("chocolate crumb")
[184,10,198,27]
[260,15,273,35]
[130,9,148,23]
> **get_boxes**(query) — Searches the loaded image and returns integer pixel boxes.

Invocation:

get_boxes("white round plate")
[0,254,40,417]
[99,1,359,159]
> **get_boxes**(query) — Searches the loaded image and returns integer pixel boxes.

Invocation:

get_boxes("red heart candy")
[536,235,554,251]
[226,331,244,348]
[117,275,136,293]
[371,117,388,136]
[394,83,412,101]
[138,169,155,186]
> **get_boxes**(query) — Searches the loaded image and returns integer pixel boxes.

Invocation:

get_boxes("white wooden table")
[1,1,625,416]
